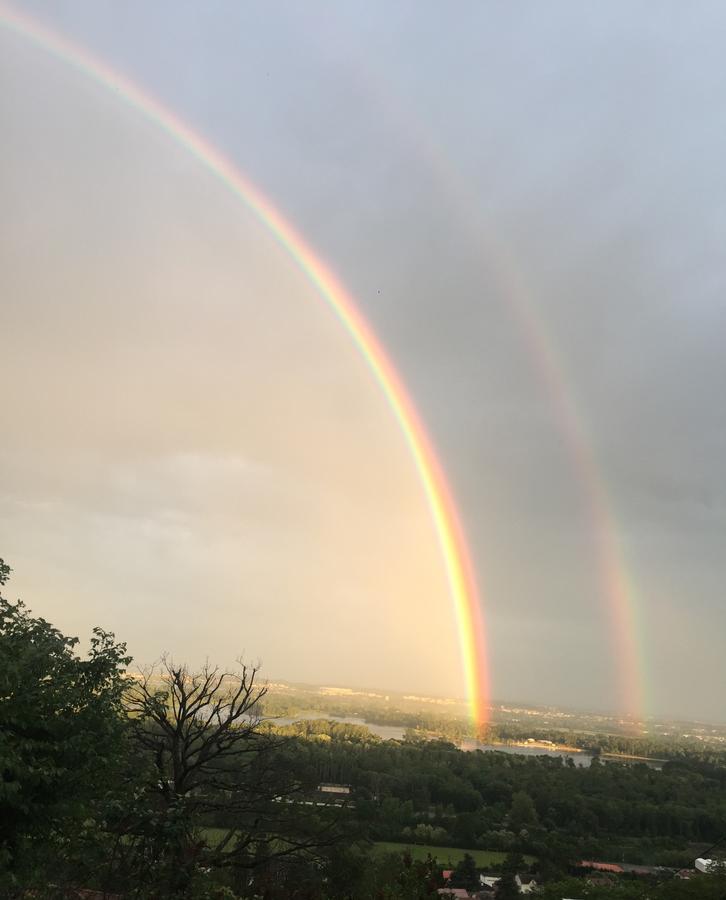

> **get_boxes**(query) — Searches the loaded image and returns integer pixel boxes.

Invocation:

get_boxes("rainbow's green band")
[0,3,490,727]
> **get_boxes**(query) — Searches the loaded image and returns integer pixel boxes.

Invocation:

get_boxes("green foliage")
[375,851,442,899]
[538,876,645,899]
[538,872,726,900]
[402,823,450,845]
[508,790,538,832]
[0,558,131,893]
[274,730,726,865]
[656,871,726,898]
[6,551,726,898]
[269,717,381,744]
[450,851,479,890]
[107,658,349,897]
[372,843,519,866]
[496,870,520,900]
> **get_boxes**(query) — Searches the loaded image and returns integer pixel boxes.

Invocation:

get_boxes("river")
[272,713,596,764]
[272,712,407,741]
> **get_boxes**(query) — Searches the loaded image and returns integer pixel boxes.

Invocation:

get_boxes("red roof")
[580,861,624,873]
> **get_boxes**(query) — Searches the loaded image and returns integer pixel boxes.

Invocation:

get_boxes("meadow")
[372,842,533,868]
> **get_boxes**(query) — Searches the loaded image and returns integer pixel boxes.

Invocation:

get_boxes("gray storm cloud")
[3,0,726,718]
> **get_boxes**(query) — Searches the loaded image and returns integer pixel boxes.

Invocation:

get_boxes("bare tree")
[111,657,341,896]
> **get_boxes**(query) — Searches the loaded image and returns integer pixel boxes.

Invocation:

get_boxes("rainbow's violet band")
[0,3,491,727]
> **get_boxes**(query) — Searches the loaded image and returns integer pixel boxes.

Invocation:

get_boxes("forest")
[274,718,726,863]
[261,691,726,767]
[3,558,726,899]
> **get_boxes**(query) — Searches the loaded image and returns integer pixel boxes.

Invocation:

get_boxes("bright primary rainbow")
[352,80,647,722]
[0,3,491,727]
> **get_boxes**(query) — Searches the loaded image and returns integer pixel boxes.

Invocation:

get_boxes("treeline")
[261,693,474,741]
[484,722,724,762]
[262,693,726,764]
[0,560,351,899]
[5,557,726,899]
[268,722,726,866]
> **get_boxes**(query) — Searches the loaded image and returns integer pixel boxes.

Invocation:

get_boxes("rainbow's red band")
[0,2,491,726]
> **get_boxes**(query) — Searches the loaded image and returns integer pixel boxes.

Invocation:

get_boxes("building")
[515,873,538,893]
[579,861,623,874]
[317,782,351,794]
[695,857,725,873]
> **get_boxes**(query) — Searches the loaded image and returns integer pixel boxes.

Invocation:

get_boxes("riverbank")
[507,739,583,753]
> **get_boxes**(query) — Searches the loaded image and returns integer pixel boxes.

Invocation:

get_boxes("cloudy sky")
[2,1,726,720]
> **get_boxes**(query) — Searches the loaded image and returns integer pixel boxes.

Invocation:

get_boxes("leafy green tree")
[0,558,131,895]
[377,851,441,899]
[450,851,479,891]
[508,789,538,832]
[497,870,520,900]
[538,876,643,899]
[655,870,726,899]
[502,850,525,874]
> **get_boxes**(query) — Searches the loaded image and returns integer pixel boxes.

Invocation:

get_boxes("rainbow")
[389,125,646,720]
[502,263,646,721]
[0,3,491,727]
[310,24,647,720]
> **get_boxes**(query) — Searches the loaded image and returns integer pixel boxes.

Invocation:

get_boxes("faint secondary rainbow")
[408,149,646,719]
[499,263,647,721]
[0,3,490,726]
[314,21,647,720]
[407,147,647,720]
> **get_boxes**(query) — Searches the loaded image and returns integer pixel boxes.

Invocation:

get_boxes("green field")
[201,827,230,847]
[201,831,532,868]
[373,842,533,867]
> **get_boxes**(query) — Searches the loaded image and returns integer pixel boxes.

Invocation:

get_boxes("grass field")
[201,827,229,847]
[373,842,533,867]
[201,831,533,868]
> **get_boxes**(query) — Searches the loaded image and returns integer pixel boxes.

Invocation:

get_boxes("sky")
[2,1,726,720]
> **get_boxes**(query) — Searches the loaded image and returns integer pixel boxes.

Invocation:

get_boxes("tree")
[117,656,341,896]
[377,851,441,899]
[0,557,131,895]
[508,789,538,832]
[492,851,527,900]
[497,870,520,900]
[502,850,525,874]
[450,852,479,891]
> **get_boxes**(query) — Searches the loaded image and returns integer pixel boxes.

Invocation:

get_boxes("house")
[317,782,350,794]
[676,868,696,879]
[437,889,471,899]
[477,872,536,894]
[695,857,726,873]
[515,873,538,894]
